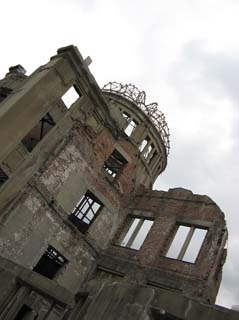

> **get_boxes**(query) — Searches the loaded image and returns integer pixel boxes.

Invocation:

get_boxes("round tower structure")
[102,82,170,187]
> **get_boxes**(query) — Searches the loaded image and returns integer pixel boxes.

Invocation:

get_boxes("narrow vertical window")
[183,228,208,263]
[166,225,207,263]
[62,85,81,109]
[122,111,139,137]
[120,217,154,250]
[104,149,128,178]
[33,246,67,279]
[166,226,190,259]
[139,136,149,152]
[144,143,154,159]
[69,191,103,233]
[22,113,55,152]
[124,119,138,137]
[0,167,8,187]
[139,137,157,164]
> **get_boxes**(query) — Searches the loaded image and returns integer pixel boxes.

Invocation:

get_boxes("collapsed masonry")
[0,46,237,319]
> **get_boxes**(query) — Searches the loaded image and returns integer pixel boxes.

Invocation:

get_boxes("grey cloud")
[168,39,239,102]
[154,39,239,307]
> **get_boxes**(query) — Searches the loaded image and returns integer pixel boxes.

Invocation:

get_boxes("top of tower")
[102,82,170,155]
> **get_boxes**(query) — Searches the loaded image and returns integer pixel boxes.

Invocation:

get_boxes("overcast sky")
[1,0,238,309]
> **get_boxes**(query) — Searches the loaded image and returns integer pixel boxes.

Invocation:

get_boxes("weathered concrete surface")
[0,45,164,301]
[73,281,239,320]
[0,45,234,319]
[105,188,227,303]
[0,186,96,293]
[0,256,74,319]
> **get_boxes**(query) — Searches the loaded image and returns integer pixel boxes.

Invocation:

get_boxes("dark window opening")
[14,304,38,320]
[33,246,67,279]
[22,113,55,152]
[69,191,102,233]
[0,167,8,186]
[0,87,12,103]
[104,149,128,178]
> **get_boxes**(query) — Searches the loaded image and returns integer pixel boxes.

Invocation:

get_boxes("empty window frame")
[0,167,8,187]
[144,143,154,160]
[122,111,138,137]
[62,85,81,109]
[14,304,38,320]
[166,225,208,263]
[33,245,67,279]
[104,149,128,178]
[120,217,154,250]
[0,86,12,103]
[139,136,156,163]
[124,119,138,136]
[22,113,55,152]
[69,191,102,233]
[139,136,150,152]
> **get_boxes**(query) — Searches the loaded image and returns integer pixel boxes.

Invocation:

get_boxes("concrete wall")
[101,188,227,303]
[0,45,233,320]
[0,46,165,295]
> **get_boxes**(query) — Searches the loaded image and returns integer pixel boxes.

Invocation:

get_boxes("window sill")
[161,255,196,265]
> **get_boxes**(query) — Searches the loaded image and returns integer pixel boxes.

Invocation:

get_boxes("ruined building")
[0,45,237,319]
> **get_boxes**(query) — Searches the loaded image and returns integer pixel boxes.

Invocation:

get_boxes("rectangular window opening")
[120,217,153,250]
[69,191,103,233]
[62,85,81,109]
[183,228,207,263]
[166,224,208,263]
[0,167,8,186]
[104,149,128,178]
[139,136,150,152]
[124,119,138,137]
[144,143,154,160]
[22,113,55,152]
[14,304,37,320]
[33,245,67,279]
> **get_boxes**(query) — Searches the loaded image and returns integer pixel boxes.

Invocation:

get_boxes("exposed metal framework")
[69,191,102,233]
[102,82,170,155]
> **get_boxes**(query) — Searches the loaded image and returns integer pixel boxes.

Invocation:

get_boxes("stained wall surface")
[0,45,235,320]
